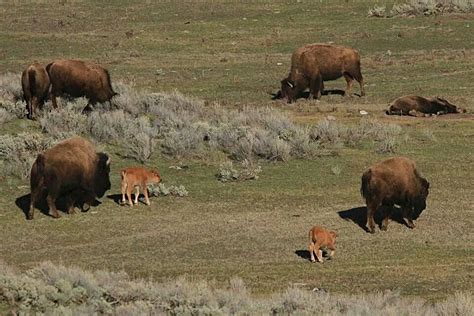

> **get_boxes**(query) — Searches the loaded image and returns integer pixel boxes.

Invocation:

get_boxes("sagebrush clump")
[369,0,474,17]
[0,261,472,315]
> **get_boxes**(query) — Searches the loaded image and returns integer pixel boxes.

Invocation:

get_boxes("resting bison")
[386,95,466,116]
[120,167,161,207]
[360,157,429,233]
[29,136,111,220]
[280,44,365,103]
[21,63,50,119]
[46,59,117,113]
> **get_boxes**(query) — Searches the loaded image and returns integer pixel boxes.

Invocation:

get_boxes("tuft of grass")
[217,159,262,182]
[0,73,22,102]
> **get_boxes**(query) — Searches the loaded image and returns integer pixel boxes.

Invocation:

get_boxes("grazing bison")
[120,167,161,207]
[280,44,365,103]
[308,226,337,263]
[46,59,117,113]
[29,136,111,220]
[361,157,429,233]
[386,95,466,116]
[21,63,50,119]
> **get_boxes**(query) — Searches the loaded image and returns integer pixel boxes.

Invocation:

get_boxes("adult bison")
[280,44,365,103]
[28,136,111,220]
[386,95,466,116]
[21,63,50,119]
[46,59,117,113]
[360,157,429,234]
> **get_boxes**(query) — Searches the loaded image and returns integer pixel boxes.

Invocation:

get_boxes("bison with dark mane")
[386,95,465,116]
[280,44,365,103]
[46,59,117,113]
[28,136,111,220]
[21,63,50,120]
[360,157,429,234]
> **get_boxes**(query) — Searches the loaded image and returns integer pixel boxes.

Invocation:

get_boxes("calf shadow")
[107,194,123,205]
[295,249,332,262]
[15,193,99,220]
[337,206,408,232]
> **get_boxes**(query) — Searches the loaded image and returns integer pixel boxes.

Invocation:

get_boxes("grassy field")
[0,0,473,308]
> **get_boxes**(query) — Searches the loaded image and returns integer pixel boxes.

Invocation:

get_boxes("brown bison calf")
[280,44,365,103]
[308,226,337,263]
[21,63,50,119]
[46,59,117,113]
[386,95,465,117]
[120,167,161,207]
[361,157,429,233]
[29,137,111,219]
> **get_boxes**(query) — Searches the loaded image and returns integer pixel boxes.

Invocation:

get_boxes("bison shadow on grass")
[271,89,348,101]
[295,250,333,262]
[15,193,100,220]
[337,206,417,233]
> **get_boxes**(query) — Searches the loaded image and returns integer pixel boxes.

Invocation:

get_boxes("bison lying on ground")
[120,167,161,207]
[308,226,337,263]
[280,44,365,103]
[21,63,50,120]
[46,59,117,113]
[360,157,429,233]
[29,136,111,220]
[386,95,466,116]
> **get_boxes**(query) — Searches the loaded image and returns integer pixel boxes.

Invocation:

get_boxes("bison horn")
[287,81,294,88]
[106,157,111,166]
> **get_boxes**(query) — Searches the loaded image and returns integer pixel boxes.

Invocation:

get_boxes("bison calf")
[386,95,465,117]
[361,157,429,233]
[308,226,337,263]
[120,167,161,207]
[46,59,117,113]
[29,137,111,220]
[21,63,50,120]
[280,44,365,103]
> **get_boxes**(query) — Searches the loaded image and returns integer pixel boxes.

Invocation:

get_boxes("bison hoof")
[381,226,388,231]
[51,212,61,219]
[82,203,91,212]
[27,214,34,220]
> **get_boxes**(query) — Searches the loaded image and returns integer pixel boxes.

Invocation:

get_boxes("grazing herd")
[21,41,467,264]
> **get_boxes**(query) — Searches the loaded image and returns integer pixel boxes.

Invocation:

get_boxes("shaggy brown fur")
[29,137,111,220]
[308,226,337,263]
[120,167,161,207]
[46,59,117,113]
[386,95,465,116]
[21,63,50,120]
[280,44,365,103]
[360,157,429,233]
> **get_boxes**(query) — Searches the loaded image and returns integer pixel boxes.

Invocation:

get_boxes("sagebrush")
[0,261,472,315]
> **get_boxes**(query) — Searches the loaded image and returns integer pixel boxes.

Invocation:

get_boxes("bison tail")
[105,69,117,97]
[30,153,45,188]
[360,169,372,200]
[28,68,37,97]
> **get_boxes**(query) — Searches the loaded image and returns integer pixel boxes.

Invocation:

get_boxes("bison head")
[432,97,463,114]
[413,177,430,219]
[94,153,111,198]
[280,78,298,103]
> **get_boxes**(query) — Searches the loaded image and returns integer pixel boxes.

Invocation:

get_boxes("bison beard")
[360,157,430,233]
[28,137,111,220]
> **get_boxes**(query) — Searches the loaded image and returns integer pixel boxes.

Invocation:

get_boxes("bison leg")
[310,75,323,100]
[120,181,127,205]
[134,186,140,205]
[308,241,316,262]
[402,206,416,229]
[46,195,61,218]
[143,183,151,205]
[50,92,59,109]
[366,201,378,233]
[316,247,324,263]
[380,205,392,231]
[28,188,42,220]
[354,71,365,97]
[126,185,134,207]
[343,73,354,97]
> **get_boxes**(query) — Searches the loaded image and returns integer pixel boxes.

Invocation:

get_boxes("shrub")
[0,100,27,119]
[0,108,12,126]
[0,261,472,314]
[0,72,22,102]
[369,0,474,17]
[0,133,58,178]
[217,159,262,182]
[149,183,188,197]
